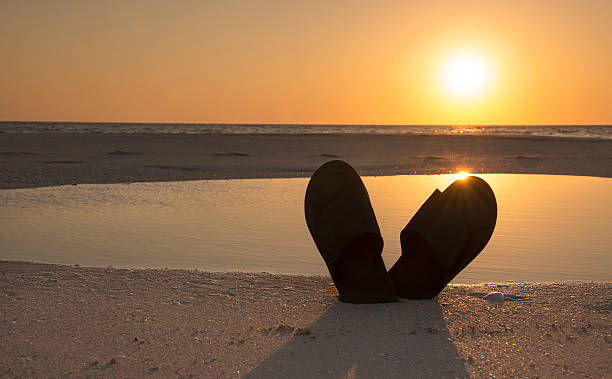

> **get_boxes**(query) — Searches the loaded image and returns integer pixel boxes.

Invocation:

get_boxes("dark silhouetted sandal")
[305,160,398,304]
[389,176,497,299]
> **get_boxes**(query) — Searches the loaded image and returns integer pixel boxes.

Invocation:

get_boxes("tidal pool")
[1,174,610,283]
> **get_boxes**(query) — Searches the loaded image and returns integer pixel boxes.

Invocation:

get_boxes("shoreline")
[2,259,609,286]
[1,261,610,378]
[1,133,611,189]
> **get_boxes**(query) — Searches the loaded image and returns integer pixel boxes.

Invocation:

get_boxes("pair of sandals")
[304,160,497,303]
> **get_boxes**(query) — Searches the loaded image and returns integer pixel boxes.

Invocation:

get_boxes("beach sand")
[1,133,611,189]
[1,133,611,377]
[1,262,609,378]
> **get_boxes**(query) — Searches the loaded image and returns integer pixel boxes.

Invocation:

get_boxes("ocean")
[1,121,611,140]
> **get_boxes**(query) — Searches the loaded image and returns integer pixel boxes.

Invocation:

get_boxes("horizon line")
[1,120,611,127]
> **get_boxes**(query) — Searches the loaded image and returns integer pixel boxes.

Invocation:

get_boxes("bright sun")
[439,51,492,101]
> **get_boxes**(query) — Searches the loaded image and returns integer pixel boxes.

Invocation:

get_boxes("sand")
[2,133,611,377]
[1,133,611,189]
[1,262,610,378]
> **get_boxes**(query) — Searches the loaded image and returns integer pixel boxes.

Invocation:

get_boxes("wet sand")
[0,262,610,378]
[1,133,611,189]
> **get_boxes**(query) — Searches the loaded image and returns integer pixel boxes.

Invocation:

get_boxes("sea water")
[1,174,610,283]
[1,121,611,140]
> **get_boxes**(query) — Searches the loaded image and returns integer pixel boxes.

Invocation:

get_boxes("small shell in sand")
[484,292,505,303]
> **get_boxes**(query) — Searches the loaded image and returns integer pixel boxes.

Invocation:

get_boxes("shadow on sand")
[246,300,468,378]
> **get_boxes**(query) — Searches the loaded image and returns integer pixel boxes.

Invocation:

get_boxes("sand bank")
[1,133,611,189]
[0,261,609,378]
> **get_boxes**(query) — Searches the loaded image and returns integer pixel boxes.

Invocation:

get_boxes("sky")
[1,0,611,125]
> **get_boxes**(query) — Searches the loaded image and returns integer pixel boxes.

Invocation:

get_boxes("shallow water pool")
[1,174,610,283]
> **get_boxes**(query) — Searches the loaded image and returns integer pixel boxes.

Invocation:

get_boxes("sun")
[439,50,492,101]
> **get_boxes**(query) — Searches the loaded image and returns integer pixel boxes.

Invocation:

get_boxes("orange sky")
[1,0,611,124]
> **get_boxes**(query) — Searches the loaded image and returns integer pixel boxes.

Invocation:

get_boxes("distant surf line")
[1,121,611,140]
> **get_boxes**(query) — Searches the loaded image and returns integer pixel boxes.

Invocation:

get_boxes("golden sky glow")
[1,0,611,124]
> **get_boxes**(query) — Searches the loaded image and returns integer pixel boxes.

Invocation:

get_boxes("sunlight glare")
[439,51,492,101]
[453,171,470,181]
